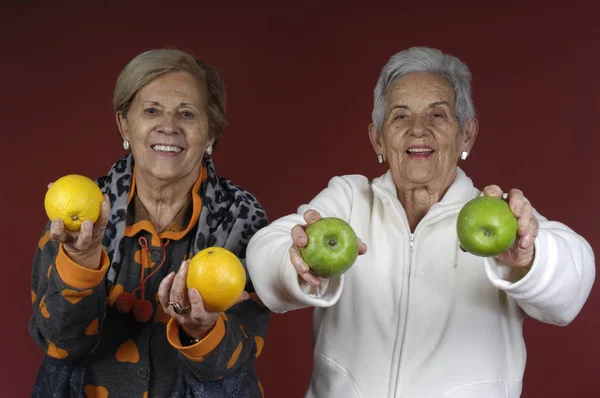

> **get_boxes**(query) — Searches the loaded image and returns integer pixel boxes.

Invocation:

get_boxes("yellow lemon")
[44,174,103,231]
[187,247,247,312]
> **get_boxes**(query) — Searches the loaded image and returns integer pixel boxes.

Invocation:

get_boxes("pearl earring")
[460,150,468,160]
[377,154,383,164]
[122,140,130,151]
[206,145,213,155]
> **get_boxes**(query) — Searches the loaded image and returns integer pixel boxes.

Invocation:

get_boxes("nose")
[410,114,428,137]
[157,112,179,135]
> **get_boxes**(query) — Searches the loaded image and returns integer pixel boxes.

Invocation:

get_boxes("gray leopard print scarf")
[95,154,268,287]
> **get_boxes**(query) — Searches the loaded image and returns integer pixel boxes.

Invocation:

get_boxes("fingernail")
[189,288,199,299]
[51,220,59,229]
[180,261,187,270]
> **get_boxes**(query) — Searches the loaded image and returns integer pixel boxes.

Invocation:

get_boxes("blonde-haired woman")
[29,49,269,397]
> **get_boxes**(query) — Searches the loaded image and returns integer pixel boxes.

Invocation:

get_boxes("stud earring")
[460,150,468,160]
[377,154,383,164]
[206,145,213,155]
[122,140,130,151]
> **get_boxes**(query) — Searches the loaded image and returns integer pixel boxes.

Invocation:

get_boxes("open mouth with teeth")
[151,144,183,154]
[406,147,434,159]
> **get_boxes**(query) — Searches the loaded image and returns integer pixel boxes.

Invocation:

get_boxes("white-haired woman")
[29,49,269,397]
[246,47,595,398]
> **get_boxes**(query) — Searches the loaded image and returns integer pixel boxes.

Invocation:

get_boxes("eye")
[144,107,158,115]
[181,111,194,118]
[430,111,447,120]
[394,114,408,121]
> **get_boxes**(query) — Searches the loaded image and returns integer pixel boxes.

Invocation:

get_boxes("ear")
[461,117,479,153]
[368,123,385,158]
[116,112,129,141]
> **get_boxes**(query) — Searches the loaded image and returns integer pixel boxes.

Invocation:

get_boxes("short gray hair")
[113,49,228,145]
[372,47,475,132]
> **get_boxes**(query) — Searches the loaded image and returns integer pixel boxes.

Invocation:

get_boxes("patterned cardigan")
[29,154,270,397]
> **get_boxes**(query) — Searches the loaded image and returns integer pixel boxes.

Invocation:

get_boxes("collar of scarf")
[95,153,267,287]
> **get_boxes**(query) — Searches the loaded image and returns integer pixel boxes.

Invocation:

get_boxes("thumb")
[358,238,368,255]
[234,291,250,305]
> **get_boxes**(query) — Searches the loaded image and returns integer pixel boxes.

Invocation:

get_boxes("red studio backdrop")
[2,1,599,397]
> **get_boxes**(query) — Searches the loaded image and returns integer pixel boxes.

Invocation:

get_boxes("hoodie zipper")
[379,191,463,397]
[390,232,414,398]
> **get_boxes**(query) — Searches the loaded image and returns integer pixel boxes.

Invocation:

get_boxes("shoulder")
[326,174,372,193]
[215,177,268,224]
[216,177,263,207]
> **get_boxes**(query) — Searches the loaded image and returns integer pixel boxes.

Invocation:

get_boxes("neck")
[135,169,199,233]
[393,170,456,232]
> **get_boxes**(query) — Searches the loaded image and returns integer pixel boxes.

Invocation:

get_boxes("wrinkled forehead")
[385,72,455,107]
[136,71,205,107]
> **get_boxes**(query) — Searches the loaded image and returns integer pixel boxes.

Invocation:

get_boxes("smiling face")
[117,71,212,184]
[369,72,478,193]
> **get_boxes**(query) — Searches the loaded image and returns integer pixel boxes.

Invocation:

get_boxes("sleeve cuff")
[281,250,344,308]
[484,232,552,299]
[55,244,110,289]
[166,314,226,362]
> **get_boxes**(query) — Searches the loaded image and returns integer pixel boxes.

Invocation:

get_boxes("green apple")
[456,196,518,257]
[300,217,359,278]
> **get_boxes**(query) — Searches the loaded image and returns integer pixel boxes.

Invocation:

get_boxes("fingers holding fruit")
[159,260,219,340]
[45,175,104,232]
[45,175,110,268]
[290,244,322,287]
[457,185,537,268]
[290,210,323,287]
[159,248,248,340]
[504,189,538,249]
[290,213,366,287]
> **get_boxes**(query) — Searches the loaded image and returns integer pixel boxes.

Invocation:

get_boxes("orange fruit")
[187,247,246,312]
[44,174,103,231]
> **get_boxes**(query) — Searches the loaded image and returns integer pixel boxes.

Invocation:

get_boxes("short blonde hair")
[113,49,228,145]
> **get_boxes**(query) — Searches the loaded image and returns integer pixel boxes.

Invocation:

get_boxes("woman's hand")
[481,185,539,268]
[48,182,110,270]
[289,210,368,287]
[158,260,249,341]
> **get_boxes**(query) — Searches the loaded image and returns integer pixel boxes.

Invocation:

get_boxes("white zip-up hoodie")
[246,168,595,398]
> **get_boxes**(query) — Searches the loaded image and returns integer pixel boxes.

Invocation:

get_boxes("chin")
[402,167,437,185]
[143,165,184,182]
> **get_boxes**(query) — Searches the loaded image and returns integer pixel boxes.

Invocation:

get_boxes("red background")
[2,1,599,397]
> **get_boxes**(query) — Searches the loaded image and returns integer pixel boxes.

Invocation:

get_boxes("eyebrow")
[389,101,451,113]
[428,101,451,108]
[143,101,197,108]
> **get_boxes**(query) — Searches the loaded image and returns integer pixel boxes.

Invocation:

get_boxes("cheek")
[127,120,148,142]
[383,132,402,150]
[442,131,462,151]
[188,125,210,145]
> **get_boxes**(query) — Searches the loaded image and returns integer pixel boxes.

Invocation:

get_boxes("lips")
[406,146,434,159]
[151,144,183,153]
